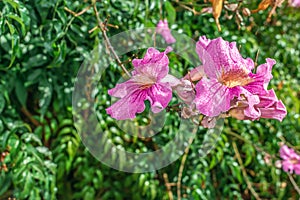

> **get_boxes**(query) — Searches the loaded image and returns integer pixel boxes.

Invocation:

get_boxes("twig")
[287,173,300,196]
[232,141,262,200]
[179,4,201,15]
[163,173,174,200]
[64,5,92,17]
[88,22,119,34]
[177,137,195,200]
[266,0,285,23]
[92,4,131,77]
[20,107,41,127]
[64,4,130,77]
[159,0,163,20]
[279,136,300,152]
[88,25,98,33]
[254,49,260,68]
[226,130,276,159]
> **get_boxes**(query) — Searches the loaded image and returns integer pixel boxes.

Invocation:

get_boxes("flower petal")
[194,77,235,117]
[196,36,254,79]
[174,79,195,104]
[146,83,172,113]
[250,89,287,121]
[160,74,181,87]
[156,19,176,44]
[108,80,139,98]
[132,47,170,80]
[183,65,205,82]
[282,160,294,173]
[259,100,287,122]
[106,90,147,120]
[245,58,276,93]
[279,145,298,160]
[239,88,260,119]
[294,164,300,175]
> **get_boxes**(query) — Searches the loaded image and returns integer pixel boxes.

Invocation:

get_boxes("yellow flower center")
[291,158,299,164]
[132,74,156,89]
[218,67,253,88]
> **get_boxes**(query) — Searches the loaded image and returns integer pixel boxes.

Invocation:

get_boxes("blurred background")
[0,0,300,199]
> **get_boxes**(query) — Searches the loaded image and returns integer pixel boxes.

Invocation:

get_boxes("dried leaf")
[251,0,272,13]
[266,0,284,22]
[211,0,224,31]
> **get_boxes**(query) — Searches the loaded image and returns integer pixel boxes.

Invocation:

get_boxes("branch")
[227,130,276,159]
[92,4,131,77]
[64,3,130,77]
[232,141,262,200]
[64,5,92,17]
[266,0,285,23]
[177,137,194,200]
[287,173,300,196]
[20,107,41,127]
[163,173,174,200]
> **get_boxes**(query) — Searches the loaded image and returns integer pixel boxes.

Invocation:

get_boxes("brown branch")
[159,0,163,19]
[254,49,260,68]
[92,4,131,77]
[232,141,262,200]
[177,137,195,200]
[287,173,300,196]
[178,3,201,15]
[64,4,130,77]
[64,5,92,17]
[20,107,41,127]
[227,130,276,159]
[163,173,174,200]
[266,0,285,23]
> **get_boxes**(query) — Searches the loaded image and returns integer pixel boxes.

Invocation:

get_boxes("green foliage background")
[0,0,300,199]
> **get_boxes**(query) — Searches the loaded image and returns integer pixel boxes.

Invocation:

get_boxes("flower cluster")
[106,34,287,125]
[194,36,286,121]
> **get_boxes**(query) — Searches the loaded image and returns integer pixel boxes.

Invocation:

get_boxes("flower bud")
[242,8,251,17]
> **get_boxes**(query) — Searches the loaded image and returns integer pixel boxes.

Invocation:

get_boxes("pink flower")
[229,89,287,121]
[106,47,178,120]
[194,36,286,120]
[250,89,286,121]
[173,79,195,104]
[183,65,205,82]
[279,145,300,175]
[156,20,176,44]
[290,0,300,7]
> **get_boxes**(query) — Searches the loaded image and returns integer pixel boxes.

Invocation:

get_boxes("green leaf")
[0,120,4,133]
[26,69,42,86]
[6,13,26,36]
[3,0,19,9]
[0,94,5,113]
[23,54,48,68]
[0,174,12,196]
[15,79,27,106]
[165,1,176,24]
[2,20,19,69]
[38,79,52,115]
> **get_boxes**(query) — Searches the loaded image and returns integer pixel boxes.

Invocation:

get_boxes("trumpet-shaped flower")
[290,0,300,7]
[106,47,178,120]
[194,36,286,120]
[229,89,287,121]
[156,20,176,44]
[279,145,300,175]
